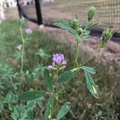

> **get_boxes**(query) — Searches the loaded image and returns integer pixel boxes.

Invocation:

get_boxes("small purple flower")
[25,28,32,34]
[100,36,103,41]
[48,53,67,70]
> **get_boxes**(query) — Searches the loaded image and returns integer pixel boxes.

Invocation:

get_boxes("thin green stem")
[51,70,59,118]
[20,27,25,74]
[74,42,79,68]
[18,27,25,94]
[56,70,59,91]
[80,47,101,66]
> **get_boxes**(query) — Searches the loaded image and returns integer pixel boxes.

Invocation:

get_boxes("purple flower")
[25,28,32,34]
[48,53,67,70]
[100,36,103,41]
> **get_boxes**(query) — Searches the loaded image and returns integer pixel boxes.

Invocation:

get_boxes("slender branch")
[80,47,101,66]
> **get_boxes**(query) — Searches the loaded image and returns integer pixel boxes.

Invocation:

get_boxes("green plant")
[16,6,113,120]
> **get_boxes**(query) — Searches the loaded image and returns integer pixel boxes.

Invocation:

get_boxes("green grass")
[0,20,120,120]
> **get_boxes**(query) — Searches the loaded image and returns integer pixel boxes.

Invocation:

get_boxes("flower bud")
[99,28,113,48]
[88,6,96,22]
[71,19,79,29]
[76,27,83,35]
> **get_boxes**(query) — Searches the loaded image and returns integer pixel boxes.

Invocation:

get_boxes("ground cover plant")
[0,7,120,120]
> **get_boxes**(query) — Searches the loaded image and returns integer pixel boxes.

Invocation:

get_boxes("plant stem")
[74,42,79,68]
[20,27,25,74]
[80,47,101,66]
[56,70,59,91]
[18,27,25,94]
[51,70,59,118]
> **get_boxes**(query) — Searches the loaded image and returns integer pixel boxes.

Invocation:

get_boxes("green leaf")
[44,96,54,120]
[17,105,26,112]
[18,91,46,101]
[25,37,32,41]
[54,23,73,31]
[11,113,17,120]
[8,103,14,111]
[57,102,71,119]
[83,30,90,35]
[0,82,5,89]
[57,68,80,83]
[59,19,70,26]
[68,30,76,36]
[0,103,4,110]
[4,92,12,103]
[54,19,74,31]
[37,101,44,108]
[44,69,53,92]
[27,110,34,120]
[0,62,4,68]
[27,101,35,110]
[84,71,99,98]
[81,66,96,74]
[14,107,20,118]
[84,22,98,30]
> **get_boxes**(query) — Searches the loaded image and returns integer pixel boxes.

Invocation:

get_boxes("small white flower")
[17,45,22,50]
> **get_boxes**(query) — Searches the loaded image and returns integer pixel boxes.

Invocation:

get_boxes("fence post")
[0,2,5,23]
[16,0,21,18]
[35,0,43,28]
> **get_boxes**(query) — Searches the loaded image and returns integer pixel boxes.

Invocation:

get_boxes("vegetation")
[0,19,119,120]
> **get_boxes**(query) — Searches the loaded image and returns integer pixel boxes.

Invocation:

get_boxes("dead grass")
[4,0,120,32]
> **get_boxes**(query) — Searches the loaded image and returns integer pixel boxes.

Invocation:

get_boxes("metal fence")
[16,0,43,25]
[86,0,120,33]
[16,0,120,34]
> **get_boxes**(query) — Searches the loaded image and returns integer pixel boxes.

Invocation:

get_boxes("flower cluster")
[71,19,83,35]
[48,53,67,70]
[71,19,79,30]
[88,6,96,21]
[25,28,32,34]
[100,28,113,48]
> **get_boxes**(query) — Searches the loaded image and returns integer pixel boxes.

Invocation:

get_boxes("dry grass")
[5,0,120,32]
[41,0,120,32]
